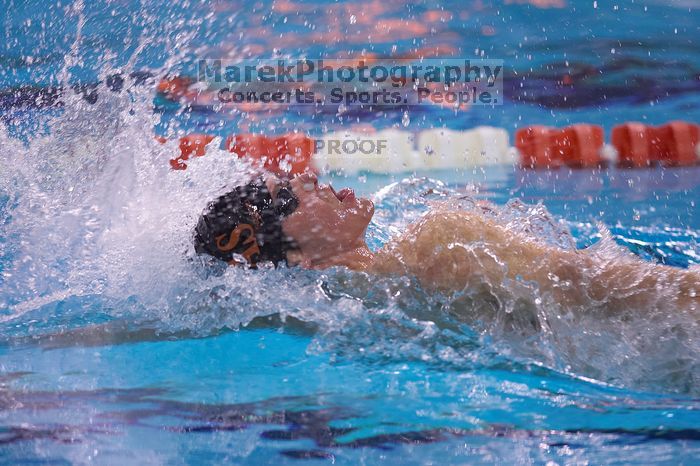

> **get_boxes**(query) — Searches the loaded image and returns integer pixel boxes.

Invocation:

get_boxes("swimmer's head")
[193,177,299,267]
[194,173,374,268]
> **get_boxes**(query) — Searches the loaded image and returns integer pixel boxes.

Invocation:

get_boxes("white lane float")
[312,126,511,174]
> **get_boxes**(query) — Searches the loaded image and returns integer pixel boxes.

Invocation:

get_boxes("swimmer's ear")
[299,259,315,269]
[285,249,318,269]
[284,249,304,267]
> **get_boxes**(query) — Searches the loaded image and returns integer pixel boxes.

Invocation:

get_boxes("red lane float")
[612,121,699,167]
[515,126,562,169]
[611,122,651,168]
[162,133,314,175]
[157,76,197,102]
[556,124,605,168]
[653,121,699,167]
[516,124,605,169]
[225,134,315,176]
[169,134,215,170]
[273,134,316,175]
[225,134,272,167]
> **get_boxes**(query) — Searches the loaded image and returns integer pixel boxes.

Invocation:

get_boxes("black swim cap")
[193,177,299,267]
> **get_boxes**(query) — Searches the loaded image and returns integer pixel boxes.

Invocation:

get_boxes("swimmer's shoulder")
[370,208,489,273]
[411,208,496,242]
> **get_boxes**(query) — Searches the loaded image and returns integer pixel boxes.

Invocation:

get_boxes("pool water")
[2,0,700,464]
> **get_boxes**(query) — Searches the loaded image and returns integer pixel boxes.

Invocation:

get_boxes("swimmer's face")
[268,173,374,264]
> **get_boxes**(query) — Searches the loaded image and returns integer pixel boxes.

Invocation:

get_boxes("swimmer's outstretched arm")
[369,210,700,313]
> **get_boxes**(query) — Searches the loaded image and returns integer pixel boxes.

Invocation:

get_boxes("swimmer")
[194,173,700,313]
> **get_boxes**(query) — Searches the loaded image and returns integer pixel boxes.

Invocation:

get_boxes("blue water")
[2,0,700,464]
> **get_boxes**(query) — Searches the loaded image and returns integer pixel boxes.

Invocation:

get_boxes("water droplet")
[349,15,356,24]
[401,112,410,127]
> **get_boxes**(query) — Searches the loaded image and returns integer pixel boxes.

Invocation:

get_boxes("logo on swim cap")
[215,223,261,265]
